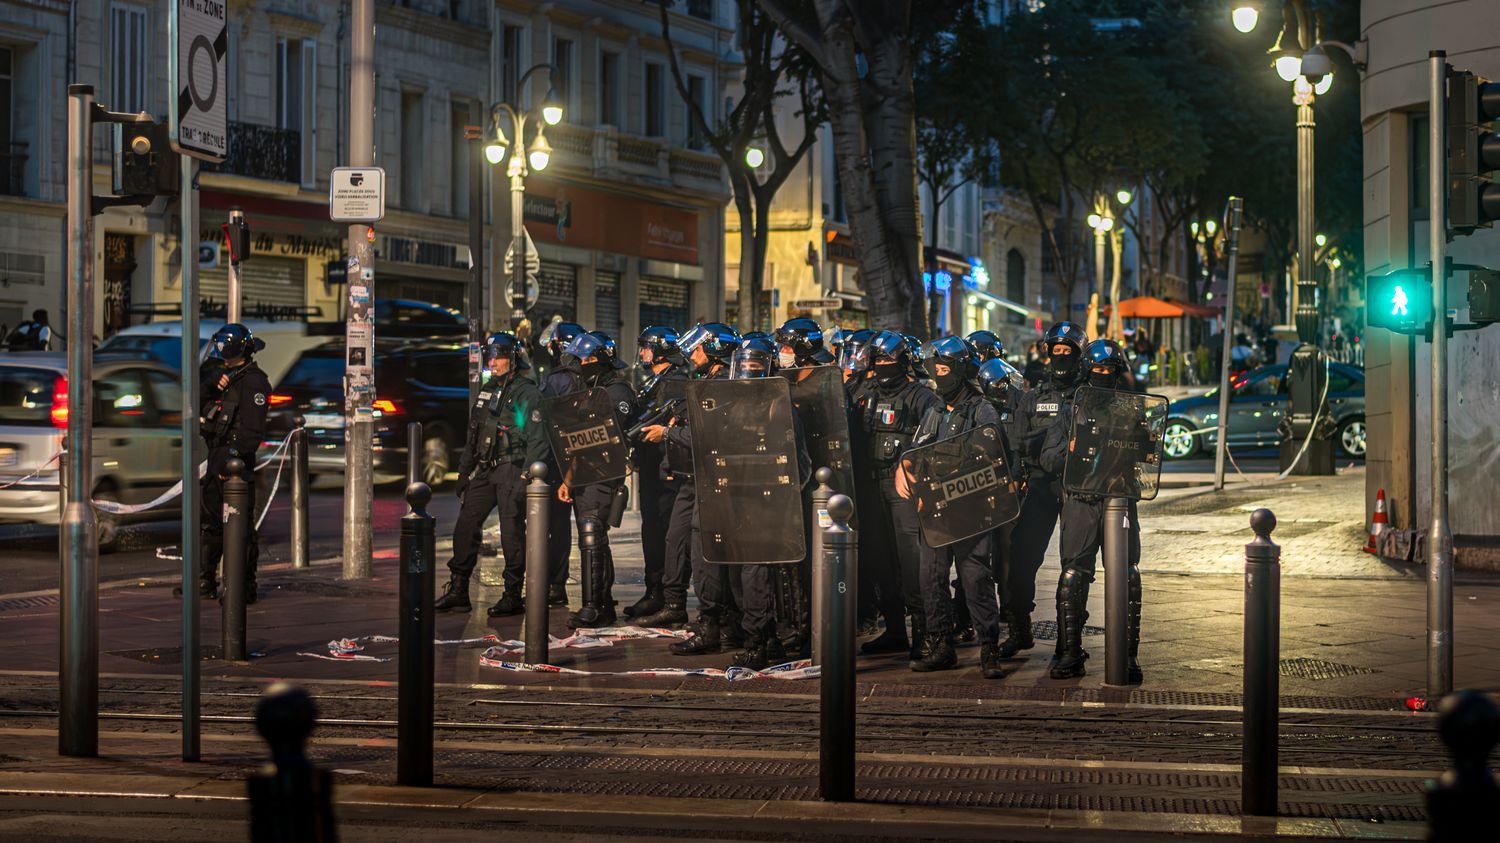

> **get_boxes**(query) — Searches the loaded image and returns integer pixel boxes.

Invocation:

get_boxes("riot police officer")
[177,324,271,601]
[1052,339,1143,682]
[635,323,740,650]
[549,330,639,627]
[539,321,588,605]
[1009,321,1090,662]
[837,327,881,635]
[625,325,687,620]
[966,330,1005,363]
[436,332,550,615]
[898,337,1007,677]
[978,355,1031,656]
[774,317,837,368]
[852,331,942,657]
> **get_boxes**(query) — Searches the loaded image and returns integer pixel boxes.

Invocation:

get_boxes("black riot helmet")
[545,321,586,362]
[774,317,834,365]
[824,327,850,352]
[925,335,979,401]
[838,328,877,375]
[1083,338,1128,388]
[483,331,529,370]
[729,336,778,379]
[966,330,1005,362]
[564,331,627,373]
[869,330,912,367]
[208,323,265,361]
[977,357,1023,401]
[1043,321,1090,385]
[637,325,681,366]
[678,322,741,371]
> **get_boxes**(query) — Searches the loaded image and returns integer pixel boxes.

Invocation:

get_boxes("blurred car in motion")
[1161,363,1366,460]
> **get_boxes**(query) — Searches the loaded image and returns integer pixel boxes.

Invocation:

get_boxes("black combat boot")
[1050,569,1090,679]
[722,609,746,649]
[731,632,769,670]
[765,630,789,665]
[245,579,259,605]
[547,583,568,608]
[670,615,722,655]
[980,642,1005,679]
[433,575,472,613]
[637,601,689,629]
[907,614,929,664]
[624,584,664,619]
[1127,565,1144,684]
[487,590,524,617]
[173,578,217,599]
[911,634,958,672]
[861,617,910,654]
[997,612,1034,658]
[856,615,880,638]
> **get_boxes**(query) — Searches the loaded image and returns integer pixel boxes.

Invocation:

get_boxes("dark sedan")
[1161,363,1366,460]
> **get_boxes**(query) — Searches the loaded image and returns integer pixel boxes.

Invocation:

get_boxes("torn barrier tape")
[479,657,821,682]
[0,452,62,490]
[93,437,293,516]
[297,626,695,663]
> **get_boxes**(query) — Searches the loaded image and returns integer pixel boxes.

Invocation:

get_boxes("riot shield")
[688,377,807,565]
[542,387,630,487]
[781,366,857,506]
[901,424,1020,548]
[1063,386,1168,501]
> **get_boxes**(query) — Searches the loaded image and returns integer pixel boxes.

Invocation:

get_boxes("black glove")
[456,479,468,501]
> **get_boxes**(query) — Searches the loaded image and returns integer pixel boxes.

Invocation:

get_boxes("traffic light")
[1366,268,1433,333]
[1447,70,1500,234]
[1470,269,1500,323]
[112,121,180,198]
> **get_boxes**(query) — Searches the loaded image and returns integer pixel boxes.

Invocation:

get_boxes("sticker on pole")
[170,0,228,162]
[329,167,386,221]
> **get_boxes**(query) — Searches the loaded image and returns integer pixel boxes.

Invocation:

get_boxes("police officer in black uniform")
[853,331,942,658]
[899,337,1008,677]
[1052,339,1144,681]
[177,324,272,600]
[773,317,837,368]
[1009,321,1090,662]
[539,322,588,605]
[978,354,1032,658]
[624,325,687,620]
[435,332,550,614]
[836,328,881,636]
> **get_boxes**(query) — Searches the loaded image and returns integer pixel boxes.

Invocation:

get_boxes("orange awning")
[1114,296,1186,318]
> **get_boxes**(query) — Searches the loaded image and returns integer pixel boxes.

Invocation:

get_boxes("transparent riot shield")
[541,387,630,487]
[688,377,807,565]
[901,423,1020,548]
[782,366,857,506]
[1063,386,1168,500]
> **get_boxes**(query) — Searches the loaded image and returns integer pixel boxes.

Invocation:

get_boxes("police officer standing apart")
[177,324,271,601]
[1006,322,1090,660]
[898,337,1007,677]
[625,326,687,620]
[435,332,549,615]
[1051,339,1144,682]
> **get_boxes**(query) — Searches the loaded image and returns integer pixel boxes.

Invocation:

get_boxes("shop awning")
[1104,295,1220,319]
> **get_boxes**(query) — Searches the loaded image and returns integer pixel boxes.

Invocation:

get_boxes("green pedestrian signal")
[1367,269,1432,333]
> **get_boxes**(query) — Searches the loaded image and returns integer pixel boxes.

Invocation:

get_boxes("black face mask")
[583,358,613,379]
[1088,369,1121,389]
[934,369,967,401]
[874,362,905,386]
[1048,353,1079,383]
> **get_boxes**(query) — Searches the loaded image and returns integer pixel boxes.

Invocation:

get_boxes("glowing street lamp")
[1232,2,1261,33]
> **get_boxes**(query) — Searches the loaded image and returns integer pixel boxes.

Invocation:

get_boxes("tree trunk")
[733,181,758,332]
[864,47,926,335]
[927,189,942,337]
[752,188,774,331]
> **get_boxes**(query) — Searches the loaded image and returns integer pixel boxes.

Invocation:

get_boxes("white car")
[97,319,327,386]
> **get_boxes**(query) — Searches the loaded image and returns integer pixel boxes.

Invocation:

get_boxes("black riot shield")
[688,377,807,565]
[542,387,630,487]
[781,366,857,505]
[1063,386,1168,501]
[901,424,1020,548]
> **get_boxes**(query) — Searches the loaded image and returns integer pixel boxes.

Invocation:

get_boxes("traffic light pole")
[1427,51,1454,700]
[1214,197,1244,492]
[179,144,202,763]
[343,0,375,580]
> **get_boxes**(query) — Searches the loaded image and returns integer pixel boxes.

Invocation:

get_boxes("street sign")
[325,259,348,285]
[198,242,219,270]
[329,167,386,221]
[504,228,542,275]
[790,298,843,311]
[169,0,228,162]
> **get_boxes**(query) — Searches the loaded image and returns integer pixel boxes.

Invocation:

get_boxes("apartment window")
[1006,249,1026,325]
[599,50,621,126]
[450,102,471,218]
[500,25,524,105]
[685,74,707,149]
[644,62,664,137]
[276,38,317,185]
[401,92,425,209]
[110,4,148,113]
[0,46,16,196]
[686,0,714,21]
[552,38,574,118]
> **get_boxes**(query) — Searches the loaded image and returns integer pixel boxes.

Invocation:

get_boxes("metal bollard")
[819,494,857,802]
[290,420,310,569]
[1427,689,1500,840]
[523,462,551,665]
[808,467,833,667]
[221,458,251,663]
[1103,496,1131,687]
[406,421,423,488]
[1241,508,1280,816]
[248,682,338,842]
[397,482,436,786]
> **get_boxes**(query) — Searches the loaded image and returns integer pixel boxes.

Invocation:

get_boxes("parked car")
[0,353,186,550]
[260,340,473,487]
[98,318,326,386]
[1161,362,1366,460]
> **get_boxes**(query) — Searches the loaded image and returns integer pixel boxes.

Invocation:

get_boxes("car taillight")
[372,398,400,415]
[50,376,68,428]
[268,393,293,406]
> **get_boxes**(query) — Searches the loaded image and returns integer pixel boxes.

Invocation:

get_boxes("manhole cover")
[106,645,224,665]
[1279,657,1378,680]
[0,594,60,611]
[1030,619,1106,640]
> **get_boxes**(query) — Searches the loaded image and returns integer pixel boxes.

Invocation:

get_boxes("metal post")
[398,482,436,787]
[226,207,245,324]
[290,421,310,570]
[60,84,98,759]
[1294,100,1317,345]
[1214,198,1244,491]
[819,494,856,801]
[468,127,485,407]
[179,135,201,765]
[221,458,250,663]
[510,160,527,328]
[343,0,375,580]
[1242,508,1280,817]
[808,467,833,667]
[1428,51,1454,700]
[407,421,423,488]
[1426,689,1500,839]
[1102,497,1130,687]
[524,462,551,664]
[248,684,338,841]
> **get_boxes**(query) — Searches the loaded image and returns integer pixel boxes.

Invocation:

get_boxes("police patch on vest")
[617,401,631,415]
[563,424,613,453]
[941,465,1002,501]
[877,403,896,425]
[530,409,542,424]
[1037,402,1059,412]
[253,393,266,406]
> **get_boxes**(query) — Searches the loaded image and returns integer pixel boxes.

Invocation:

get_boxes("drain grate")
[1279,657,1378,680]
[106,645,225,665]
[0,594,60,612]
[1029,619,1106,640]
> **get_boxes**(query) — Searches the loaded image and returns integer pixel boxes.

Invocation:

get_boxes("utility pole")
[225,207,247,323]
[468,125,485,406]
[1427,51,1453,699]
[1214,197,1244,492]
[341,0,376,580]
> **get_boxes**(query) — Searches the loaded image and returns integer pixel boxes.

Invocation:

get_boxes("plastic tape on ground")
[295,625,695,664]
[480,657,821,682]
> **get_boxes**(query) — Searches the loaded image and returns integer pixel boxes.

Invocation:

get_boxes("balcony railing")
[0,142,28,197]
[206,122,301,183]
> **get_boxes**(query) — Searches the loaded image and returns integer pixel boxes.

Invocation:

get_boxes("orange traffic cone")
[1364,489,1389,554]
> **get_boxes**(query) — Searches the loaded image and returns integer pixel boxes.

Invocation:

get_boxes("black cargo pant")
[571,481,621,600]
[1003,473,1063,618]
[636,458,680,592]
[920,532,1002,645]
[447,463,527,592]
[1059,497,1141,579]
[662,480,697,608]
[870,475,923,623]
[201,471,259,587]
[728,564,777,639]
[546,461,573,587]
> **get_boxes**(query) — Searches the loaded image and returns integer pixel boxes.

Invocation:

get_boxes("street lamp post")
[1087,189,1132,343]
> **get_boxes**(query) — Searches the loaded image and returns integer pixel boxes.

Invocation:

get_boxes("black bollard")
[819,494,857,801]
[222,457,251,663]
[397,482,436,786]
[809,467,834,667]
[248,682,338,843]
[1103,496,1131,687]
[1241,508,1280,816]
[524,462,550,664]
[1427,689,1500,841]
[290,419,310,570]
[406,421,423,488]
